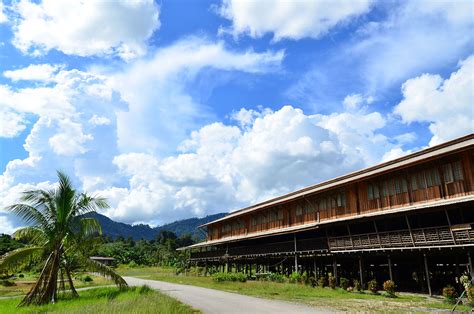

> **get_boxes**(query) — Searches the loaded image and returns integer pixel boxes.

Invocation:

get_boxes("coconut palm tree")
[0,171,127,306]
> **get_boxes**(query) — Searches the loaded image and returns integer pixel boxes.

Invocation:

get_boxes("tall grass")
[0,286,199,314]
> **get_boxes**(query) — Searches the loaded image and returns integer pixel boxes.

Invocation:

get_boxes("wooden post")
[347,224,354,249]
[423,253,432,296]
[358,256,364,289]
[204,261,208,276]
[444,209,457,245]
[314,256,317,277]
[333,258,338,280]
[468,252,473,277]
[388,255,393,281]
[294,234,298,272]
[373,220,382,247]
[405,215,415,246]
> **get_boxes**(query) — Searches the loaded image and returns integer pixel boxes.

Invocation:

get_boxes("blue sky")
[0,0,473,232]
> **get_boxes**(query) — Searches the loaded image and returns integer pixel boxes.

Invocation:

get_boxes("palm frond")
[78,217,102,237]
[82,258,128,289]
[0,246,43,271]
[13,227,47,245]
[4,204,50,230]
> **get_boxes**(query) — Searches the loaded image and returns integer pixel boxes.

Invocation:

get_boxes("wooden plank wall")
[207,149,474,241]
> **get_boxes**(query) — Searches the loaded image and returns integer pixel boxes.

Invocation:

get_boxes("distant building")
[180,134,474,295]
[90,256,115,266]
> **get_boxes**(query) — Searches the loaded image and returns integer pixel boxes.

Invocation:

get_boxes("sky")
[0,0,473,233]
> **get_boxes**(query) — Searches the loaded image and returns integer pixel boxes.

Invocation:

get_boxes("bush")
[383,280,396,297]
[268,272,285,283]
[289,271,302,284]
[18,274,24,278]
[307,276,317,287]
[82,275,93,282]
[212,272,247,283]
[442,285,458,304]
[353,279,361,292]
[0,279,15,287]
[328,275,336,289]
[339,277,349,290]
[317,276,327,287]
[138,285,153,294]
[368,279,378,294]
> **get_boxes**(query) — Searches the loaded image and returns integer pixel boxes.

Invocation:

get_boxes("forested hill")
[88,212,227,241]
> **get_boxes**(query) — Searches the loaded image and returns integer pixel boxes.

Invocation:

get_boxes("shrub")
[138,285,153,294]
[307,276,317,287]
[442,285,458,304]
[368,279,378,294]
[289,271,302,284]
[317,276,327,287]
[212,272,247,283]
[268,272,285,283]
[18,274,24,278]
[353,279,361,292]
[339,277,349,290]
[0,279,15,287]
[82,275,93,282]
[383,280,396,297]
[328,275,336,289]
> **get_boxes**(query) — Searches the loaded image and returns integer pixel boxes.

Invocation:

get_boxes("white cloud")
[0,1,7,23]
[218,0,373,41]
[394,55,474,146]
[342,93,374,111]
[10,0,160,59]
[89,114,111,126]
[48,119,93,156]
[0,107,26,138]
[111,37,284,154]
[4,64,61,81]
[96,105,399,225]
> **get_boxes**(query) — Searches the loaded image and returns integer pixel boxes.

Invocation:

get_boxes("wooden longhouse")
[180,134,474,294]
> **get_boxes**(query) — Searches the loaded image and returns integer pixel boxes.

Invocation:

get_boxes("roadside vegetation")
[118,266,473,313]
[0,286,200,314]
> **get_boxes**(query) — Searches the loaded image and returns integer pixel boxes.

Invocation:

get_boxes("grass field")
[0,273,113,297]
[0,286,200,314]
[118,266,472,313]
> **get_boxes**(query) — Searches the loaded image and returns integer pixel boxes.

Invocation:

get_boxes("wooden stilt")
[333,258,338,280]
[294,234,298,272]
[423,253,432,296]
[388,255,393,281]
[468,252,473,277]
[358,256,364,289]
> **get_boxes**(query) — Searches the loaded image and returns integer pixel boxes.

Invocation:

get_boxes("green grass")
[0,273,114,297]
[118,266,474,313]
[0,286,200,314]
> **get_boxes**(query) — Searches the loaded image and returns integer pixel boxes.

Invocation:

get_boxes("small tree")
[317,276,327,287]
[442,285,458,304]
[353,279,362,292]
[368,279,378,294]
[383,280,396,297]
[328,274,336,289]
[339,277,349,290]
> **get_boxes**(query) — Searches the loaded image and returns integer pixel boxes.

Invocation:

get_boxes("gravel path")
[124,276,326,314]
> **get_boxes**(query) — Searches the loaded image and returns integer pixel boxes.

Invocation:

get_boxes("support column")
[204,261,208,276]
[313,256,317,277]
[333,258,338,280]
[388,255,393,281]
[423,253,432,296]
[358,256,364,289]
[468,252,473,277]
[294,234,298,272]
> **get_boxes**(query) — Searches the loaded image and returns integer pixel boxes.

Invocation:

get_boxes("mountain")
[88,212,227,241]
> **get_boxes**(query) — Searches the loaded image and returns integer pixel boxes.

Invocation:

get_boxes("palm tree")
[0,171,127,306]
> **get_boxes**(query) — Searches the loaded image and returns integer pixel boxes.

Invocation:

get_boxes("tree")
[0,171,127,306]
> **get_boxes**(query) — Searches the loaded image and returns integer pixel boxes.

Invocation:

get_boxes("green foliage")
[18,274,24,278]
[353,279,361,292]
[212,272,247,282]
[317,276,327,287]
[0,234,24,256]
[328,275,336,289]
[289,271,302,284]
[138,285,153,294]
[442,285,458,304]
[82,275,93,282]
[339,277,349,290]
[267,272,285,283]
[0,279,15,287]
[383,280,396,297]
[368,279,378,294]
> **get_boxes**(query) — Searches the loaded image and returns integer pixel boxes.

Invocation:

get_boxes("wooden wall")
[207,149,474,241]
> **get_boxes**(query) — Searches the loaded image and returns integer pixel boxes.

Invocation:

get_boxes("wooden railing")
[328,226,474,251]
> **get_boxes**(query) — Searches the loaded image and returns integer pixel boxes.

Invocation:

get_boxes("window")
[410,175,418,190]
[453,161,464,181]
[278,209,284,220]
[443,161,463,183]
[319,198,327,211]
[336,192,346,207]
[425,169,440,187]
[303,203,313,214]
[382,181,390,197]
[251,217,257,226]
[296,206,303,216]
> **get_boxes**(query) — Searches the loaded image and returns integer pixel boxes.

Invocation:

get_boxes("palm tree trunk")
[65,266,78,297]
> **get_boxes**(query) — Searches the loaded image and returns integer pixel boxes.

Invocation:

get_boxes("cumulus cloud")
[0,107,26,138]
[95,105,399,225]
[10,0,160,59]
[0,1,7,23]
[218,0,373,41]
[4,64,61,81]
[112,37,284,154]
[394,55,474,146]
